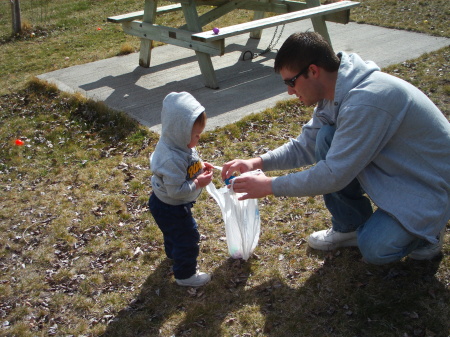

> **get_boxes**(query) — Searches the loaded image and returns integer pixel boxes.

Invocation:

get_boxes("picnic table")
[108,0,359,89]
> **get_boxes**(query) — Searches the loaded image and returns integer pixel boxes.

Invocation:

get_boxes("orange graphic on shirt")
[187,160,202,180]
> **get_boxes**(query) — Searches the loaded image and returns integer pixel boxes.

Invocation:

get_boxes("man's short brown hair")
[274,32,340,74]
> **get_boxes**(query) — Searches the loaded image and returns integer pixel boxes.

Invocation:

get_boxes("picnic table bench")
[108,0,360,89]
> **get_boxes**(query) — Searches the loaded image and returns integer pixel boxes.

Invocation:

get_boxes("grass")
[351,0,450,37]
[0,1,449,336]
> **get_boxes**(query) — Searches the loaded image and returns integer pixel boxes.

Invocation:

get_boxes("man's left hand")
[231,172,273,200]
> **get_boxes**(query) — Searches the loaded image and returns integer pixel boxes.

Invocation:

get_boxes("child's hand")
[195,169,213,188]
[203,162,214,171]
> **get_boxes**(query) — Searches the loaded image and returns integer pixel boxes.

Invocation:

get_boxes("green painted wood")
[250,0,268,39]
[182,0,219,89]
[306,0,331,47]
[107,4,182,23]
[191,1,359,42]
[234,0,289,14]
[179,0,243,30]
[139,0,157,68]
[123,21,224,56]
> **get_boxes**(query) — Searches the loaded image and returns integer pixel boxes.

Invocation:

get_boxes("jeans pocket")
[174,203,193,219]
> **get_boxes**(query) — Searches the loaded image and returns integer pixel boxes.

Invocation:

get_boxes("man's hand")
[221,158,263,181]
[231,172,273,200]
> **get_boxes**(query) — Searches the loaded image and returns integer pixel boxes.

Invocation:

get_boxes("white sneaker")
[308,228,358,251]
[409,227,445,260]
[175,271,211,287]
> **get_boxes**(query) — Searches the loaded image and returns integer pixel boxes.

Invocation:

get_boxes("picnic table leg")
[181,0,219,89]
[307,0,333,48]
[139,0,157,67]
[249,0,268,39]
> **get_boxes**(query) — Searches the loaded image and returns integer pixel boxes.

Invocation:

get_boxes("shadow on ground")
[100,249,449,336]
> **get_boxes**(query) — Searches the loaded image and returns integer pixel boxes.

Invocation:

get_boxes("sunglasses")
[283,63,313,87]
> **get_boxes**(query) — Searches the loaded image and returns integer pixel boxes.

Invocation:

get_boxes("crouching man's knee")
[358,232,406,265]
[358,243,400,265]
[357,209,419,265]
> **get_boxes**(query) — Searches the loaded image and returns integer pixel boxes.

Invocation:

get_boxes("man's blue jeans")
[315,125,425,264]
[149,193,199,279]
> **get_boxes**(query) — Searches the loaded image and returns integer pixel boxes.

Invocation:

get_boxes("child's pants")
[149,193,200,279]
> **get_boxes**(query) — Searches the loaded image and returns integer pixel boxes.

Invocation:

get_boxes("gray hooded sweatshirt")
[261,52,450,243]
[150,92,205,205]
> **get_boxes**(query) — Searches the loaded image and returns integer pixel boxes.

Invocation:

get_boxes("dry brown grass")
[0,1,449,336]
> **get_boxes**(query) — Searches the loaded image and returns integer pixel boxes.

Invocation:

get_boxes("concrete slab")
[38,21,449,134]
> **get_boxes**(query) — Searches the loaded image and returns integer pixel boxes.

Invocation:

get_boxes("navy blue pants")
[149,193,200,279]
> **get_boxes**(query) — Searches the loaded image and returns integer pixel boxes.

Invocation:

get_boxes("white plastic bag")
[206,170,261,260]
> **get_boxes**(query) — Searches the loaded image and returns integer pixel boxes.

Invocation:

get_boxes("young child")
[149,91,214,287]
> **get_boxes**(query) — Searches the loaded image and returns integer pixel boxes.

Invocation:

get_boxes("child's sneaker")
[176,271,211,287]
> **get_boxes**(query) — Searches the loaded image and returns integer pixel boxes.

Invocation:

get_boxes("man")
[222,32,449,264]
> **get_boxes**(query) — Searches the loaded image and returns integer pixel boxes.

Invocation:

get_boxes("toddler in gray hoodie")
[149,92,214,287]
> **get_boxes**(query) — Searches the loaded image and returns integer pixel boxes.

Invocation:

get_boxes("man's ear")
[310,64,320,78]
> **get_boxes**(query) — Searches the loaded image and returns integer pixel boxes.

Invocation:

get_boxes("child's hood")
[160,92,205,150]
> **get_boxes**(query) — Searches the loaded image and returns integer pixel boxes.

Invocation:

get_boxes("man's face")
[280,66,321,107]
[188,122,205,148]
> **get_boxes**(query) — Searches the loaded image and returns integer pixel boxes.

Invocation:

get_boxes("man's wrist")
[266,176,273,196]
[249,157,263,170]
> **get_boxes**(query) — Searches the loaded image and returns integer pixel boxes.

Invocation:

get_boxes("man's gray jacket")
[261,52,450,243]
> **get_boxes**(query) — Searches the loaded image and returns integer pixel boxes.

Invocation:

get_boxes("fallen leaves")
[91,205,105,217]
[187,287,204,298]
